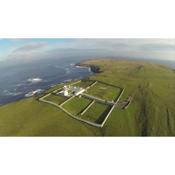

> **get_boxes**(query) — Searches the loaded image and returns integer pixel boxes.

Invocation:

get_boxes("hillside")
[0,59,175,136]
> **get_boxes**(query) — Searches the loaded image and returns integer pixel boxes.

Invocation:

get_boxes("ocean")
[0,57,92,105]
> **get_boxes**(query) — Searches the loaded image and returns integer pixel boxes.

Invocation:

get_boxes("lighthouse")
[63,86,69,96]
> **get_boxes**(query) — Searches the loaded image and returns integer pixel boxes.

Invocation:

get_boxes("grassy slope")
[83,59,175,136]
[0,59,175,136]
[0,98,101,136]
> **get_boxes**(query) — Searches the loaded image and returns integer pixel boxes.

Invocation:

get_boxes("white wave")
[75,65,87,69]
[27,77,43,84]
[25,89,43,97]
[14,82,26,87]
[63,79,72,83]
[2,90,22,96]
[50,84,56,87]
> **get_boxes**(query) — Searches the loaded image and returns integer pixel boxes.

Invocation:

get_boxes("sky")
[0,39,174,63]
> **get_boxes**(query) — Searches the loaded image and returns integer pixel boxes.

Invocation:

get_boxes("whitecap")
[2,90,23,96]
[25,89,43,97]
[63,79,72,83]
[14,82,26,87]
[75,65,87,69]
[27,77,43,84]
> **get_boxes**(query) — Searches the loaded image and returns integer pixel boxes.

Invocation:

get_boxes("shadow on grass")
[95,106,112,124]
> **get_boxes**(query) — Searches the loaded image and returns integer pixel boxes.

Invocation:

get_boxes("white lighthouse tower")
[63,86,69,96]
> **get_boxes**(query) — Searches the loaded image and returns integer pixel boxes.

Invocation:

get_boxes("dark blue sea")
[0,57,93,106]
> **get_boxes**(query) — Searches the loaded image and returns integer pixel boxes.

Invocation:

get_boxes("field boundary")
[59,96,75,107]
[80,100,95,115]
[39,79,125,128]
[82,93,114,106]
[85,81,97,90]
[39,95,101,127]
[101,88,125,127]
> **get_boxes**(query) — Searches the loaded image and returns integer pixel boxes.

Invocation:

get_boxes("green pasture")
[87,82,121,101]
[81,102,110,123]
[62,96,92,115]
[43,94,68,105]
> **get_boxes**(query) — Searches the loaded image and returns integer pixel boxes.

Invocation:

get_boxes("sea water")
[0,58,92,105]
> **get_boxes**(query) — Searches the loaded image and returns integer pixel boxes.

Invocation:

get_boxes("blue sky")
[0,39,174,62]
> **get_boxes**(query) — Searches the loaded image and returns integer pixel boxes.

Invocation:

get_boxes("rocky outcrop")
[75,63,102,73]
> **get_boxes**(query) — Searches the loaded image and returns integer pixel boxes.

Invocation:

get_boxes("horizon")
[0,39,174,64]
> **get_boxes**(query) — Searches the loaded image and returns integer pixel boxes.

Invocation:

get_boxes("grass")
[87,82,121,101]
[0,98,101,136]
[62,96,92,115]
[0,59,175,136]
[81,102,110,123]
[44,94,68,105]
[83,59,175,136]
[75,80,95,88]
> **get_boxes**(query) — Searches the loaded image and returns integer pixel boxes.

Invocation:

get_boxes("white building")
[57,85,85,97]
[63,86,69,96]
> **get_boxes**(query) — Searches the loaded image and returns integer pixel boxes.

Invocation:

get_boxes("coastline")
[75,62,102,73]
[0,63,94,107]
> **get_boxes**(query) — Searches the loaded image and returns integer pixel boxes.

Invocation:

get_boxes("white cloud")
[13,42,48,53]
[2,39,175,62]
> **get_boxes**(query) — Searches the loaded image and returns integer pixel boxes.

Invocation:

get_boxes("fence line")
[82,93,114,106]
[80,100,95,115]
[101,88,125,127]
[59,106,102,128]
[85,81,97,90]
[38,80,125,128]
[59,96,75,107]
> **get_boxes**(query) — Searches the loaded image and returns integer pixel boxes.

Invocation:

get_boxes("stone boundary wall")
[59,106,102,128]
[40,97,101,127]
[97,80,122,89]
[59,96,75,107]
[39,98,60,108]
[80,100,95,115]
[39,88,125,128]
[101,88,125,127]
[85,81,97,90]
[82,93,114,106]
[39,79,125,128]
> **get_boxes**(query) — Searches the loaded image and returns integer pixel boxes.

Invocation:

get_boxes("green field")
[0,59,175,136]
[62,96,92,115]
[87,82,121,101]
[81,102,110,123]
[44,94,68,105]
[75,80,95,88]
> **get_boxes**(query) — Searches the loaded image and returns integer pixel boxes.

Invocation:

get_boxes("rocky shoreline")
[75,62,102,73]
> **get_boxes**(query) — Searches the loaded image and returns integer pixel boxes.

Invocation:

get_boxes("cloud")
[13,42,48,53]
[139,43,175,51]
[2,39,175,63]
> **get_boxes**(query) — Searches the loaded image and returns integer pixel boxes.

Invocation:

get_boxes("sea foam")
[27,78,43,84]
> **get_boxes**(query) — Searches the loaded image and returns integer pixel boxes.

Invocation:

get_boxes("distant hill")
[0,59,175,136]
